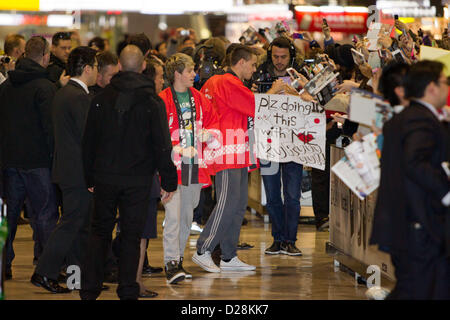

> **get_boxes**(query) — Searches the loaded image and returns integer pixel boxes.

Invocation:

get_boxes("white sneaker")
[192,251,220,273]
[190,222,203,235]
[220,256,256,272]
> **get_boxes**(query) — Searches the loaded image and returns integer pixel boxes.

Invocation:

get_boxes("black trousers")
[35,187,92,280]
[80,183,151,300]
[311,141,331,225]
[388,224,450,300]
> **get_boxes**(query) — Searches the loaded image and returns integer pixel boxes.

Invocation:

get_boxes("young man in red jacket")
[193,45,285,272]
[159,53,220,283]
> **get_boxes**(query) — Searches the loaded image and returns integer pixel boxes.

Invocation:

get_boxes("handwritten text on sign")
[254,94,326,170]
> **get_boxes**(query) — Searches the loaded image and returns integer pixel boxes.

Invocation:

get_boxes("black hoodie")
[0,58,56,169]
[47,53,66,85]
[82,71,177,191]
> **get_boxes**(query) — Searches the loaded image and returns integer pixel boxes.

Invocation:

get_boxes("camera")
[254,80,275,93]
[302,54,327,67]
[180,29,190,36]
[253,70,276,93]
[1,56,12,64]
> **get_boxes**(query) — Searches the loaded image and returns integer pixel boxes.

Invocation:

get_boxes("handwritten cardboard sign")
[254,94,326,170]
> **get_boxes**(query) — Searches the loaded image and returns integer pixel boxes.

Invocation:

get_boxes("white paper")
[366,22,382,51]
[349,89,392,128]
[368,51,381,69]
[254,94,326,170]
[331,133,380,200]
[304,65,337,96]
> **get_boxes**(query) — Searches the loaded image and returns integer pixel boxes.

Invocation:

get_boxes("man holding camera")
[1,34,26,84]
[252,36,305,256]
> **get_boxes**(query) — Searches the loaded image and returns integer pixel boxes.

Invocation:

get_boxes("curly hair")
[165,53,194,84]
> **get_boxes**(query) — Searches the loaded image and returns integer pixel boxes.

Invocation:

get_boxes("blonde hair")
[165,53,194,84]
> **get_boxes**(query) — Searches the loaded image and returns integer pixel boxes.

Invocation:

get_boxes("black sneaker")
[316,217,329,231]
[142,265,163,277]
[264,241,281,255]
[165,260,185,284]
[281,242,302,256]
[237,242,254,250]
[179,258,192,279]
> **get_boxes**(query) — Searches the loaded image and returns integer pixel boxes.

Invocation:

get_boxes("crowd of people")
[0,18,449,300]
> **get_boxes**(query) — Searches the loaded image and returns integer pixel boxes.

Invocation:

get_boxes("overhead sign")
[0,13,73,27]
[295,6,368,34]
[0,0,39,11]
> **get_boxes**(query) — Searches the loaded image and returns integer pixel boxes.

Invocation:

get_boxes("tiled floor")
[4,208,368,300]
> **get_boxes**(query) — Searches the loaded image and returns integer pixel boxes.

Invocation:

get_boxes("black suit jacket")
[370,112,407,252]
[371,101,450,254]
[52,80,91,189]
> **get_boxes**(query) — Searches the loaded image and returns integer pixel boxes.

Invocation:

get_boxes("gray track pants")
[196,168,248,260]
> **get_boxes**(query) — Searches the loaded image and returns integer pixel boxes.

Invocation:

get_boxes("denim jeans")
[3,168,58,269]
[261,161,303,243]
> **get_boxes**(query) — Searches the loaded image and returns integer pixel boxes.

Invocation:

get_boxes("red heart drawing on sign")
[297,132,315,144]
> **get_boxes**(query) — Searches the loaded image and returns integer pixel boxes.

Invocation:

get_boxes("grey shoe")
[192,251,221,273]
[220,256,256,272]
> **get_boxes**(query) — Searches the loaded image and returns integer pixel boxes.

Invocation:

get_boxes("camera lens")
[1,56,11,64]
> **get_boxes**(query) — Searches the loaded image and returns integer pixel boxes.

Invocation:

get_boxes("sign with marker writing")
[254,94,326,170]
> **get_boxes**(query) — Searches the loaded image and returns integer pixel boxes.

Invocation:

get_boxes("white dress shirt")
[415,99,446,122]
[69,78,89,94]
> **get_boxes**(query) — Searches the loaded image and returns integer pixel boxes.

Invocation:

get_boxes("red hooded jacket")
[159,87,220,186]
[201,73,257,173]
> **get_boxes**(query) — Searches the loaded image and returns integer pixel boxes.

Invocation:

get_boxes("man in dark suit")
[31,46,98,293]
[79,45,177,300]
[371,60,450,299]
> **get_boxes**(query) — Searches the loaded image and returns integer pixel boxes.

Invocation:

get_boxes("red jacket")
[159,87,220,186]
[201,73,257,173]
